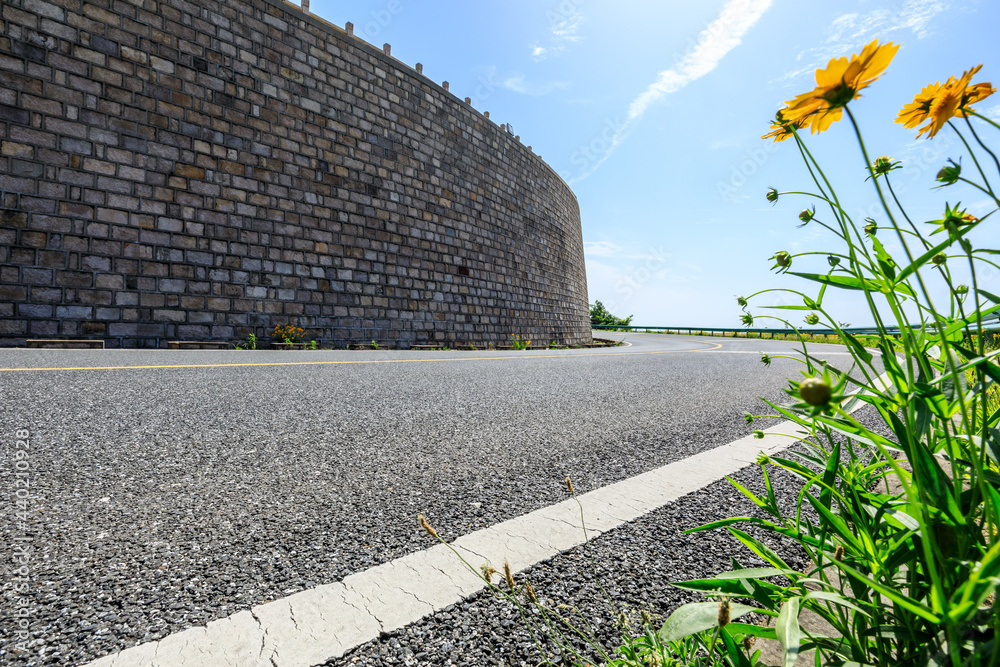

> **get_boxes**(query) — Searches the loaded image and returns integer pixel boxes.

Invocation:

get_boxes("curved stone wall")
[0,0,590,348]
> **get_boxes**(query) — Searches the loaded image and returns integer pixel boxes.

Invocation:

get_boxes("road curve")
[0,334,850,665]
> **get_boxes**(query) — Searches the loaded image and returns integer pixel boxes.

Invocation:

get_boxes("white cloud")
[531,8,583,61]
[829,1,947,42]
[777,1,950,86]
[502,75,570,96]
[570,0,773,183]
[584,240,623,257]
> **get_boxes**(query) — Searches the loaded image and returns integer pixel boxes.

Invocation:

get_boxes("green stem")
[949,120,996,196]
[965,114,1000,180]
[970,109,1000,132]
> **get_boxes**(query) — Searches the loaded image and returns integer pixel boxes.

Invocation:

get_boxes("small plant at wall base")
[237,332,260,350]
[590,300,633,329]
[667,42,1000,666]
[512,336,531,351]
[273,324,304,344]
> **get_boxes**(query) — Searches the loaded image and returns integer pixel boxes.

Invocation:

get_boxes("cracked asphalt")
[0,333,860,665]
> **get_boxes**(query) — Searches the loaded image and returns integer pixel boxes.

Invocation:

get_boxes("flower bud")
[805,312,820,325]
[955,284,969,296]
[741,313,754,327]
[799,377,832,406]
[872,155,895,175]
[744,413,755,424]
[766,188,779,203]
[936,159,961,185]
[761,354,772,367]
[799,208,814,223]
[772,251,792,273]
[418,515,438,538]
[737,295,748,308]
[717,599,731,627]
[864,218,877,236]
[827,255,840,267]
[932,252,947,266]
[753,430,765,439]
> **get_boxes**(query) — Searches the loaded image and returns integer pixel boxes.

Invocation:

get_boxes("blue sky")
[309,0,1000,327]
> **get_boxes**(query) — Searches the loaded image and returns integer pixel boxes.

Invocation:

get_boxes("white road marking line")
[86,423,804,667]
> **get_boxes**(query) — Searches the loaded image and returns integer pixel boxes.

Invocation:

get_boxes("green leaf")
[895,223,979,284]
[802,590,868,616]
[724,621,778,640]
[818,442,840,510]
[726,476,768,509]
[658,601,758,641]
[871,236,898,281]
[788,272,876,291]
[728,527,793,570]
[710,567,792,580]
[788,271,915,296]
[776,598,801,667]
[720,625,752,667]
[671,576,777,596]
[952,343,1000,385]
[842,331,875,365]
[834,559,940,623]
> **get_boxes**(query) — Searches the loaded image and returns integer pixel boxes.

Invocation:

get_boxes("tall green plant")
[667,41,1000,666]
[591,300,634,328]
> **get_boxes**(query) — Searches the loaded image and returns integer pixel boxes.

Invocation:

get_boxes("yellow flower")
[783,39,899,134]
[896,64,995,138]
[762,110,812,142]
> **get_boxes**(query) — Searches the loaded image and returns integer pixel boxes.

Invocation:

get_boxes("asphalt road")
[0,333,858,665]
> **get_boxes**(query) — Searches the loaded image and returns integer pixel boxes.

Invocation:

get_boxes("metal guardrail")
[592,325,1000,339]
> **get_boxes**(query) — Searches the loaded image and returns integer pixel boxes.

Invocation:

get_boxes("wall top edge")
[258,0,575,200]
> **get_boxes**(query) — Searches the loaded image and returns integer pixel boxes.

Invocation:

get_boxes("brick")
[1,142,33,158]
[152,308,186,322]
[30,287,62,302]
[19,303,53,318]
[159,278,186,292]
[20,231,47,247]
[0,320,27,334]
[55,305,93,318]
[12,40,47,64]
[11,160,44,178]
[0,285,27,300]
[174,164,205,179]
[77,289,112,305]
[81,255,111,271]
[55,271,92,287]
[24,0,65,21]
[0,210,28,227]
[90,36,120,57]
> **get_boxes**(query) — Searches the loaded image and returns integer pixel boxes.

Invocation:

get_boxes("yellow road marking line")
[0,341,723,373]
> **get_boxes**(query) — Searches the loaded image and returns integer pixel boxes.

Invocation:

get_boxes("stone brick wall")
[0,0,590,348]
